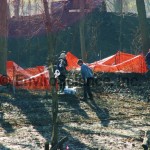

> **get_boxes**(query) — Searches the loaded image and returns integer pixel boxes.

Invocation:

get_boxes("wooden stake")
[142,130,150,150]
[45,142,49,150]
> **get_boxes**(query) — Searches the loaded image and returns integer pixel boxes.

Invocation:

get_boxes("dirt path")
[0,90,150,150]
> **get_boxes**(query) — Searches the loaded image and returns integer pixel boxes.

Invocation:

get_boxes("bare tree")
[101,0,107,12]
[42,0,58,149]
[0,0,8,75]
[113,0,122,13]
[145,0,150,16]
[13,0,20,19]
[7,3,11,19]
[79,0,87,62]
[136,0,150,54]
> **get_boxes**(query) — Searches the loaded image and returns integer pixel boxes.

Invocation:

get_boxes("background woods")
[4,0,150,67]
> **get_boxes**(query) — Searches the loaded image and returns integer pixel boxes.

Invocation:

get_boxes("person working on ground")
[77,59,93,100]
[146,49,150,69]
[56,52,68,93]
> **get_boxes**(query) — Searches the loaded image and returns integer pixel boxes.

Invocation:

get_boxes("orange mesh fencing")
[6,61,50,90]
[114,51,135,64]
[0,51,148,89]
[66,52,80,71]
[115,55,147,73]
[66,51,148,73]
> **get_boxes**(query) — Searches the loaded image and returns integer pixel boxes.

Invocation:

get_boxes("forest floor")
[0,82,150,150]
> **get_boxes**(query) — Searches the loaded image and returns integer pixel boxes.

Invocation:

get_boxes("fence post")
[12,66,16,94]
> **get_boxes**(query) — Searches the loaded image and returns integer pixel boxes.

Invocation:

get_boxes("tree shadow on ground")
[0,90,52,140]
[59,124,104,149]
[62,122,141,150]
[0,120,15,134]
[0,144,11,150]
[1,90,94,149]
[0,91,109,149]
[59,94,89,119]
[57,94,105,149]
[0,98,15,134]
[86,98,110,127]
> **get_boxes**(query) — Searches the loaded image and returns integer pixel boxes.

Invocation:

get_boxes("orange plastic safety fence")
[66,51,148,73]
[5,61,50,90]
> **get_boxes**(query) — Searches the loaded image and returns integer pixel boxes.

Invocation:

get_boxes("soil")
[0,83,150,150]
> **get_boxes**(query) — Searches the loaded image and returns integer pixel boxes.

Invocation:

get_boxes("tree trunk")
[42,0,58,149]
[136,0,150,54]
[119,0,123,50]
[7,3,10,20]
[114,0,122,13]
[123,0,129,12]
[100,0,107,12]
[147,0,150,12]
[79,0,87,62]
[13,0,20,19]
[0,0,8,75]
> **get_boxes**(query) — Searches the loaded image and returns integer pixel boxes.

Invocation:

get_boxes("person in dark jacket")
[77,59,93,100]
[146,49,150,69]
[57,52,68,92]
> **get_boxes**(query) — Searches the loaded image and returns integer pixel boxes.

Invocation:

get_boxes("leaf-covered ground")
[0,85,150,150]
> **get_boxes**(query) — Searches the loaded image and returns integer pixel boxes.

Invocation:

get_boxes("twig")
[50,136,68,150]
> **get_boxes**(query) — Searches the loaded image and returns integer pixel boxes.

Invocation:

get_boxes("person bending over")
[77,59,93,100]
